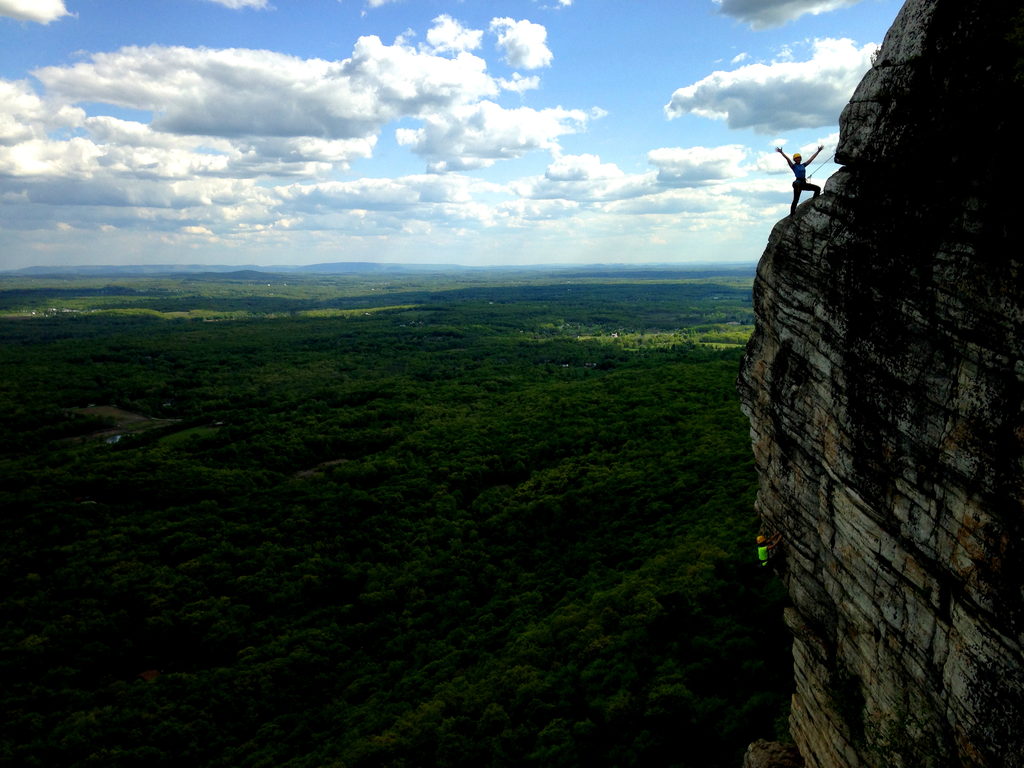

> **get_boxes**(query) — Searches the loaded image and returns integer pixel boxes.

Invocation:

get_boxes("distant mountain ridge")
[4,262,457,277]
[4,261,757,278]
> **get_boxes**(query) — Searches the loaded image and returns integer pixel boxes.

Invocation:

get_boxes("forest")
[0,265,791,767]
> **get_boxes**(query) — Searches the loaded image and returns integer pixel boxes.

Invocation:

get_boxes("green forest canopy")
[0,267,790,767]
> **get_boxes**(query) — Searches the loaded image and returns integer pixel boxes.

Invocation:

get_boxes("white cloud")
[206,0,270,8]
[266,174,507,238]
[0,10,807,267]
[34,40,498,142]
[490,18,553,70]
[276,174,484,213]
[515,156,654,203]
[498,73,541,93]
[426,15,484,54]
[396,102,594,173]
[544,154,624,182]
[647,145,748,186]
[2,12,608,246]
[664,37,875,133]
[0,79,84,146]
[7,171,271,213]
[601,187,729,216]
[0,0,70,24]
[714,0,863,29]
[500,198,580,222]
[513,145,756,207]
[0,138,102,179]
[532,0,572,10]
[0,90,377,186]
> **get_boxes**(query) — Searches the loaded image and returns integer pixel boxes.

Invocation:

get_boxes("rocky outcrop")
[738,1,1024,766]
[742,739,804,768]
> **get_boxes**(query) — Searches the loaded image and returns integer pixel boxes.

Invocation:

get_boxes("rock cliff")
[737,1,1024,766]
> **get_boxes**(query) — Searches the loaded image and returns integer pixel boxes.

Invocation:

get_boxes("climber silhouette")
[776,146,823,216]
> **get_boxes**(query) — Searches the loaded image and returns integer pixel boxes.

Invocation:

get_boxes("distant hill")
[4,261,756,279]
[6,264,267,277]
[3,262,466,277]
[293,261,470,274]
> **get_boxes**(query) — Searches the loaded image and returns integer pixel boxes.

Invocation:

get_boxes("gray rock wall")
[737,1,1024,766]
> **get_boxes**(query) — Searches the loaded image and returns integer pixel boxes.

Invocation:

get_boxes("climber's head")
[757,535,766,544]
[793,153,802,162]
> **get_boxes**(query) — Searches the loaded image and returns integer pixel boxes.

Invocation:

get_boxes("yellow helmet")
[793,153,802,161]
[757,535,766,543]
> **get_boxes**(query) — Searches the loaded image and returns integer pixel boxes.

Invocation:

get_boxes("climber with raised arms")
[776,145,823,216]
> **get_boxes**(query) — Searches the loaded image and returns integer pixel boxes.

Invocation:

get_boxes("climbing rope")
[807,152,836,179]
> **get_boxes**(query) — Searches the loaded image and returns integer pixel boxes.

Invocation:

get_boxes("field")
[0,265,790,768]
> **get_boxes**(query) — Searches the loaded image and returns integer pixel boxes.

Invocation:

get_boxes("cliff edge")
[737,1,1023,766]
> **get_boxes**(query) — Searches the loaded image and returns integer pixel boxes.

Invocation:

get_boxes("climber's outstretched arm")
[775,147,794,170]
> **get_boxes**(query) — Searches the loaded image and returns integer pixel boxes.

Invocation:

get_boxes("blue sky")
[0,0,903,269]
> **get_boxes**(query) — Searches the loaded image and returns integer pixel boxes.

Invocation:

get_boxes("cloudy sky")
[0,0,902,269]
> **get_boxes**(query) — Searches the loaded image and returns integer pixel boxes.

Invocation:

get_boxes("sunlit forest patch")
[0,266,789,768]
[60,405,181,443]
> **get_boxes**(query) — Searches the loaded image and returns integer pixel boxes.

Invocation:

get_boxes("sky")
[0,0,904,270]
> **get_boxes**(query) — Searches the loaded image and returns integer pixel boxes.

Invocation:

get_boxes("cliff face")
[737,1,1024,766]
